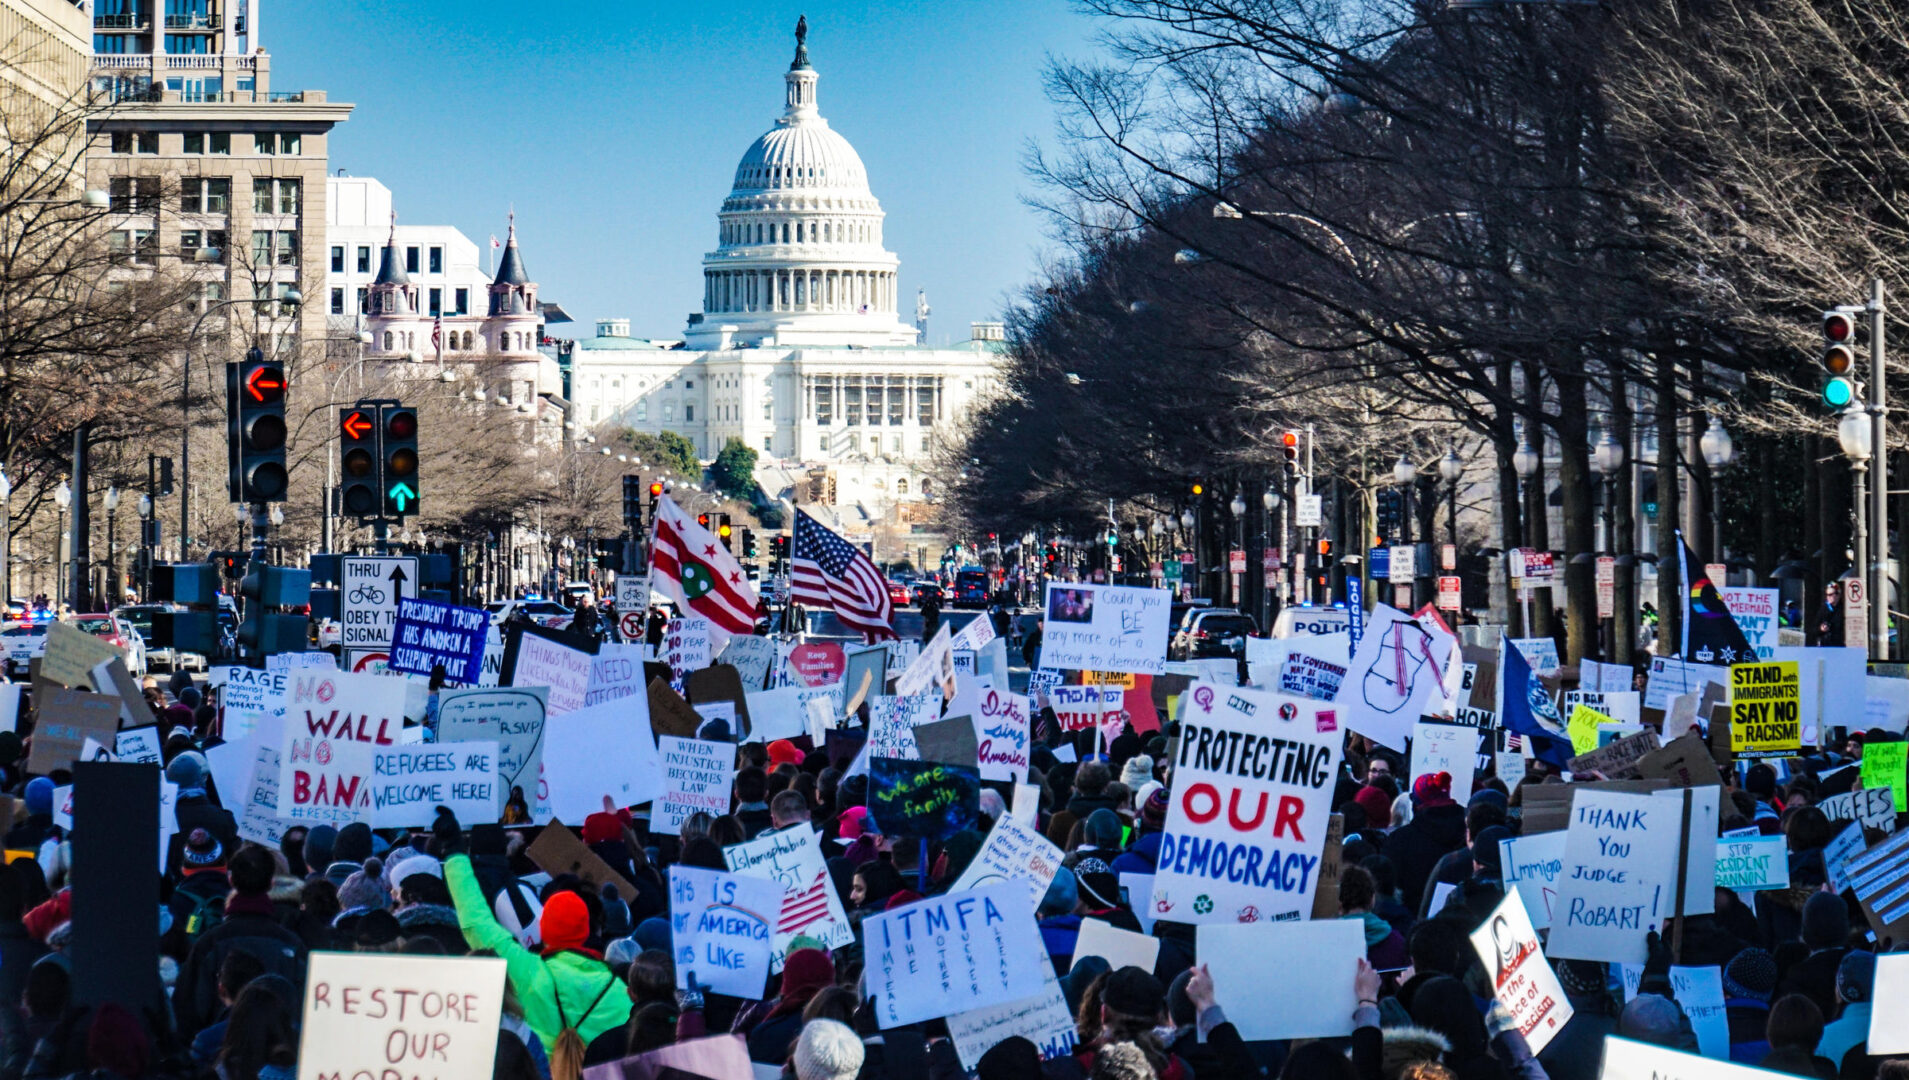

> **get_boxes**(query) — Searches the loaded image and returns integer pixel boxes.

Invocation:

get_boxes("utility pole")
[1871,279,1890,660]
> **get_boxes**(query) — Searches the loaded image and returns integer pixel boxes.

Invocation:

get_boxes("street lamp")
[1511,438,1538,636]
[1700,416,1735,564]
[54,480,70,610]
[137,493,152,600]
[1590,431,1628,659]
[0,468,11,604]
[1393,455,1419,606]
[103,485,119,606]
[1839,406,1873,641]
[1439,447,1464,549]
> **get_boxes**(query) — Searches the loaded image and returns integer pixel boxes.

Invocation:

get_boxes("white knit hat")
[793,1019,864,1080]
[1120,754,1155,790]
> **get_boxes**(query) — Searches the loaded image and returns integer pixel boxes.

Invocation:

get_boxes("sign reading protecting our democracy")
[296,952,505,1080]
[865,883,1046,1028]
[1729,660,1801,759]
[388,598,490,685]
[1470,889,1572,1053]
[667,865,783,1001]
[1152,682,1342,924]
[1038,582,1172,675]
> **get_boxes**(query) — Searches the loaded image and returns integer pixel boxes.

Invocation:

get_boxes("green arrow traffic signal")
[387,481,417,512]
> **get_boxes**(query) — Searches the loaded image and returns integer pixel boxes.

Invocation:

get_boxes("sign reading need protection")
[1729,660,1800,759]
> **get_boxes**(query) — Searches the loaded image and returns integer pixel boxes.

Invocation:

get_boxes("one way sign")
[339,556,418,651]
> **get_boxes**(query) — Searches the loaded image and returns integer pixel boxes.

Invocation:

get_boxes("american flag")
[779,870,836,933]
[430,315,442,354]
[791,508,895,640]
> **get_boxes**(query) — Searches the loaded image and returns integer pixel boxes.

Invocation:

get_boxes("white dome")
[732,120,870,195]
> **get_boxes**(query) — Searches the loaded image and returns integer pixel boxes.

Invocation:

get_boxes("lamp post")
[1229,492,1246,606]
[137,493,152,601]
[53,480,70,611]
[1180,507,1196,598]
[0,469,11,606]
[270,504,284,563]
[1394,454,1418,607]
[1512,438,1540,636]
[103,485,119,607]
[1699,415,1735,568]
[1262,486,1281,624]
[1593,431,1627,660]
[1840,405,1873,653]
[1439,448,1463,548]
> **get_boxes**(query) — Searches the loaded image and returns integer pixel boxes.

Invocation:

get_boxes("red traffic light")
[1825,311,1855,343]
[341,410,372,440]
[386,409,417,440]
[697,513,711,529]
[244,364,285,403]
[1282,430,1300,460]
[649,481,663,497]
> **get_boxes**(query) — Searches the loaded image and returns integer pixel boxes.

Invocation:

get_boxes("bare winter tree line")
[942,0,1909,664]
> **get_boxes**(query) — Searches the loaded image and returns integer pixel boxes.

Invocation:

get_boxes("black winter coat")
[1386,803,1467,911]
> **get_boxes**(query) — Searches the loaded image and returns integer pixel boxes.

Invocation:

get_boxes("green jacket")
[444,854,631,1048]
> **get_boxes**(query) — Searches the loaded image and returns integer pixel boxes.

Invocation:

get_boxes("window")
[383,331,393,350]
[109,131,158,154]
[281,133,301,154]
[252,178,297,215]
[429,247,442,274]
[184,132,203,153]
[636,401,648,421]
[685,405,694,422]
[461,331,472,349]
[428,288,441,316]
[330,246,344,273]
[897,478,909,495]
[252,179,271,214]
[921,436,931,453]
[454,288,468,315]
[277,231,297,266]
[178,229,223,259]
[405,246,419,274]
[251,230,269,265]
[108,176,158,212]
[208,132,229,154]
[684,380,693,390]
[277,180,298,215]
[330,288,344,315]
[663,403,674,422]
[848,433,860,453]
[763,436,772,451]
[111,228,155,265]
[254,133,275,154]
[356,287,368,313]
[356,246,371,273]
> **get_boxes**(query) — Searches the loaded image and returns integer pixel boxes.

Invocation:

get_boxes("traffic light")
[1106,528,1118,548]
[697,512,711,531]
[1823,311,1859,409]
[1190,481,1204,496]
[717,513,733,550]
[742,528,757,558]
[1317,538,1334,559]
[1282,430,1301,474]
[622,476,643,527]
[158,456,174,497]
[238,563,311,655]
[229,349,287,503]
[338,407,380,517]
[380,404,419,516]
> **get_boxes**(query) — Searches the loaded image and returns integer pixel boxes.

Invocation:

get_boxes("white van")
[1272,605,1351,638]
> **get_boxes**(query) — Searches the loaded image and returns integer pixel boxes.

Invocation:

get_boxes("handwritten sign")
[437,687,548,813]
[667,865,782,1000]
[1618,965,1729,1060]
[39,620,122,689]
[1278,648,1347,701]
[869,758,979,841]
[1820,786,1896,835]
[220,667,287,743]
[506,627,596,717]
[866,692,934,759]
[1050,685,1123,733]
[655,737,734,835]
[865,883,1045,1027]
[724,826,855,960]
[971,688,1030,783]
[1714,835,1789,891]
[1546,790,1683,964]
[1720,587,1779,660]
[1729,661,1800,759]
[1863,742,1908,812]
[583,643,648,708]
[1410,716,1477,804]
[1499,830,1566,930]
[664,616,715,686]
[945,967,1077,1070]
[1039,582,1171,675]
[389,598,489,684]
[1470,889,1571,1053]
[365,744,498,827]
[277,670,408,827]
[296,952,504,1080]
[950,810,1063,908]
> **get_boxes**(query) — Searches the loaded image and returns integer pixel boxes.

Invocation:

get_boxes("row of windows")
[721,219,872,246]
[330,286,469,317]
[373,327,523,352]
[113,176,296,217]
[107,130,300,155]
[110,227,227,262]
[329,245,442,275]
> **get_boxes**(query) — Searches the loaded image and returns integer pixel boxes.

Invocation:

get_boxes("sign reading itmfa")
[339,557,418,651]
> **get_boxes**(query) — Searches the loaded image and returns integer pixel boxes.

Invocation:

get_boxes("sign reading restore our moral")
[1151,682,1342,924]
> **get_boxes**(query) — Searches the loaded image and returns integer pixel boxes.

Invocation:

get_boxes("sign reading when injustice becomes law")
[1729,661,1801,759]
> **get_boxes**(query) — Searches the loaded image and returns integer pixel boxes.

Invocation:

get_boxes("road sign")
[1229,549,1246,573]
[1441,543,1457,571]
[339,556,418,651]
[1389,545,1415,581]
[615,576,649,612]
[619,611,645,641]
[1368,547,1390,579]
[345,648,389,675]
[1596,556,1616,619]
[1845,577,1869,646]
[1296,494,1323,527]
[1438,576,1462,611]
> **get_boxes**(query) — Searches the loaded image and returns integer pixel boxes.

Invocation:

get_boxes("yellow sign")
[1082,671,1137,689]
[1567,704,1611,757]
[1729,660,1801,759]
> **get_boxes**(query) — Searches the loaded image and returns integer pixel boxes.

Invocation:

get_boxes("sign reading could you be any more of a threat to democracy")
[295,952,505,1080]
[1152,682,1341,924]
[1038,582,1172,676]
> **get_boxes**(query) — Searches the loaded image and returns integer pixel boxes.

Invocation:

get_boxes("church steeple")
[486,211,539,322]
[368,212,413,315]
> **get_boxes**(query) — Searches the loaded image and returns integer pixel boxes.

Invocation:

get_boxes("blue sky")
[269,1,1100,346]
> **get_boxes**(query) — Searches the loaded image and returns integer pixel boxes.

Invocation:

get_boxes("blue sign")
[1367,547,1390,580]
[1347,577,1365,653]
[389,597,489,684]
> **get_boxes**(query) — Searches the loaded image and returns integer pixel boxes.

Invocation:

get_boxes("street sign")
[1263,548,1281,571]
[339,556,418,652]
[1705,563,1728,588]
[1368,547,1390,580]
[615,576,649,613]
[1296,494,1323,528]
[1845,577,1869,647]
[1596,556,1616,619]
[1438,576,1462,611]
[619,610,645,641]
[1229,549,1246,573]
[1389,545,1415,582]
[1441,543,1457,571]
[1162,560,1181,584]
[344,648,389,675]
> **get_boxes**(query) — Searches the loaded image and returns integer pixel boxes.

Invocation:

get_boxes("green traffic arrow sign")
[387,481,417,512]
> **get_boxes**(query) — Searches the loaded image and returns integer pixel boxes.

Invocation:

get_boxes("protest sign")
[1775,646,1863,748]
[1547,790,1686,963]
[1277,644,1348,701]
[842,647,887,712]
[1310,814,1346,919]
[1714,835,1789,891]
[388,598,489,684]
[945,967,1077,1071]
[864,883,1045,1027]
[1600,1036,1774,1080]
[503,624,598,716]
[295,952,504,1080]
[1153,682,1341,924]
[437,687,548,812]
[1072,918,1160,974]
[365,744,498,827]
[1051,684,1123,733]
[684,665,752,736]
[664,616,715,685]
[1566,730,1661,780]
[524,821,636,903]
[1820,786,1896,836]
[1410,716,1477,804]
[40,620,122,689]
[969,686,1030,782]
[914,715,978,769]
[1728,660,1801,759]
[1561,690,1642,726]
[1566,704,1611,757]
[1863,741,1908,812]
[89,658,153,730]
[667,865,782,1000]
[1826,821,1866,893]
[950,810,1063,908]
[866,692,934,759]
[1196,919,1362,1040]
[895,622,955,699]
[219,667,287,743]
[1656,786,1719,918]
[1470,889,1571,1053]
[111,726,161,766]
[717,635,776,691]
[1038,582,1172,675]
[232,741,290,846]
[1634,733,1724,789]
[655,737,734,835]
[1499,829,1566,929]
[1845,828,1909,942]
[1508,637,1560,676]
[787,642,846,687]
[541,698,664,822]
[1617,966,1729,1060]
[277,670,408,827]
[743,684,836,744]
[1869,954,1909,1053]
[724,826,854,959]
[1341,605,1456,751]
[1643,655,1731,711]
[1721,587,1779,660]
[647,679,702,739]
[0,683,21,734]
[869,758,979,841]
[583,643,648,708]
[30,689,123,774]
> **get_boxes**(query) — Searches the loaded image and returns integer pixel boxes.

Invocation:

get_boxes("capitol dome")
[685,18,917,350]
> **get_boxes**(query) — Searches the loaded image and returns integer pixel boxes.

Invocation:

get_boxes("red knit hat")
[1412,771,1456,809]
[1353,784,1393,826]
[768,739,804,768]
[884,889,924,910]
[581,812,624,846]
[779,947,836,1001]
[539,890,591,954]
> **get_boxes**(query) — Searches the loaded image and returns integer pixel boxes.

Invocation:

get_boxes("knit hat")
[1412,772,1456,808]
[1802,891,1850,950]
[780,947,836,1002]
[979,788,1006,820]
[1838,950,1877,1004]
[884,889,924,910]
[1040,867,1078,916]
[355,908,400,948]
[976,1036,1042,1080]
[581,812,624,846]
[182,827,224,868]
[386,853,441,893]
[1084,809,1124,850]
[838,806,870,840]
[337,858,388,912]
[1724,948,1778,1002]
[1471,825,1511,874]
[304,825,337,870]
[1092,1042,1154,1080]
[792,1019,863,1080]
[24,777,52,817]
[1120,755,1154,790]
[1075,857,1120,910]
[84,1002,149,1080]
[1353,785,1392,827]
[634,916,671,954]
[768,739,804,769]
[1140,786,1168,829]
[164,751,207,790]
[1100,966,1166,1018]
[332,823,374,865]
[1556,959,1607,998]
[1468,788,1509,812]
[1617,994,1686,1047]
[1062,955,1109,1015]
[539,890,591,954]
[177,686,201,709]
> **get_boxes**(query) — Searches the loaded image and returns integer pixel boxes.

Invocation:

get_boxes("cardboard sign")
[1038,582,1172,675]
[1634,733,1724,789]
[716,635,776,691]
[296,952,505,1080]
[583,643,648,709]
[647,679,702,739]
[504,624,599,717]
[1310,814,1347,919]
[1500,830,1567,929]
[1863,741,1908,812]
[950,809,1064,909]
[1618,966,1729,1060]
[723,825,854,959]
[654,737,734,835]
[1714,835,1790,891]
[524,820,636,902]
[1470,888,1571,1053]
[1868,953,1909,1053]
[1341,604,1456,752]
[684,664,752,736]
[868,758,979,841]
[1546,790,1686,964]
[88,658,154,730]
[540,698,664,823]
[1195,918,1362,1040]
[30,688,123,773]
[1566,729,1662,780]
[389,598,489,684]
[667,865,782,1000]
[1819,786,1896,835]
[1153,682,1341,924]
[864,883,1046,1027]
[1728,660,1800,758]
[437,687,548,812]
[914,715,978,769]
[945,967,1077,1070]
[40,621,123,689]
[1072,918,1160,974]
[1410,716,1478,804]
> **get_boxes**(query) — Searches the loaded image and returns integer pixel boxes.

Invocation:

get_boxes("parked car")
[113,603,204,673]
[887,580,911,607]
[1168,607,1260,660]
[70,613,147,676]
[1,622,47,680]
[484,599,575,629]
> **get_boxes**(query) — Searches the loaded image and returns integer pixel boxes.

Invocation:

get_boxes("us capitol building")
[561,21,1006,535]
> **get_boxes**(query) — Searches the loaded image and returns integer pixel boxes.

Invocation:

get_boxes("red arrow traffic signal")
[245,365,285,403]
[341,410,372,440]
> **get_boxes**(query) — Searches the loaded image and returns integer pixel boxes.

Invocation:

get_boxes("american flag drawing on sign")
[791,508,896,641]
[779,871,835,933]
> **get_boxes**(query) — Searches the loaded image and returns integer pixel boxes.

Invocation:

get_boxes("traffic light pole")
[1871,279,1890,661]
[373,517,389,556]
[247,502,269,564]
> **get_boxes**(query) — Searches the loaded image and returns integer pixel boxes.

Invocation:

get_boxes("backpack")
[178,889,225,942]
[547,969,617,1080]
